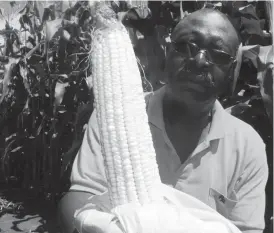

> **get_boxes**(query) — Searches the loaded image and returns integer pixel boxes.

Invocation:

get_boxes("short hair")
[172,8,241,51]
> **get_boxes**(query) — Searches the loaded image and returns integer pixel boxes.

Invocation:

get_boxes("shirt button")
[218,195,226,204]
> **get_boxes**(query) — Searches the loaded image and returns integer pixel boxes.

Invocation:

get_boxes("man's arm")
[70,109,108,195]
[230,131,269,233]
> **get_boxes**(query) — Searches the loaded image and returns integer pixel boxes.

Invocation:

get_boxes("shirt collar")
[147,86,227,141]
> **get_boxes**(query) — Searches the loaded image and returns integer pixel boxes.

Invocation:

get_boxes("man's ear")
[162,45,172,83]
[228,60,238,95]
[230,59,238,80]
[222,60,238,97]
[231,43,243,95]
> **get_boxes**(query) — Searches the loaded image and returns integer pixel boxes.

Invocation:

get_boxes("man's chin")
[172,87,215,103]
[168,89,216,115]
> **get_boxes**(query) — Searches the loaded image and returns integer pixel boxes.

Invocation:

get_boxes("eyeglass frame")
[170,40,237,66]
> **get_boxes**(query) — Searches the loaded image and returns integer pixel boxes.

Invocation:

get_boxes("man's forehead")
[171,10,238,53]
[172,10,235,40]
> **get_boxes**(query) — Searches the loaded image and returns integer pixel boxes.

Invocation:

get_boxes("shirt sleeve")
[229,130,269,233]
[70,109,108,195]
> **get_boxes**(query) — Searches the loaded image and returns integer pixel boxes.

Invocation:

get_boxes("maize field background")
[0,1,272,232]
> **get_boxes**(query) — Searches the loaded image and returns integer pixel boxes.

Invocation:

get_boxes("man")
[58,8,268,233]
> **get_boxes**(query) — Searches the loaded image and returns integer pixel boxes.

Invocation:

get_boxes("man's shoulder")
[144,91,153,99]
[223,110,265,146]
[144,86,166,106]
[144,91,153,105]
[222,112,267,173]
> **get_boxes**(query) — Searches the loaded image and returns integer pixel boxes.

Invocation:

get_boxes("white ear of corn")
[91,8,161,208]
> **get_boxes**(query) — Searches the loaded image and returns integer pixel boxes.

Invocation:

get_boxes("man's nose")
[193,51,211,69]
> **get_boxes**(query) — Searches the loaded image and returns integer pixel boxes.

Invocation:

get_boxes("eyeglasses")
[171,41,236,66]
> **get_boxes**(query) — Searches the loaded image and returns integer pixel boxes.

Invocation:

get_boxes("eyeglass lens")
[173,41,233,65]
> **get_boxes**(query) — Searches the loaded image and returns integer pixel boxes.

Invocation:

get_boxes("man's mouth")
[175,72,215,92]
[177,81,206,93]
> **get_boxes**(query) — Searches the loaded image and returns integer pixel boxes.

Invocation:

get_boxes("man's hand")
[74,193,125,233]
[74,207,124,233]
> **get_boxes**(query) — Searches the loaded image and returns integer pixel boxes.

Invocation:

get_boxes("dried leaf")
[257,46,273,119]
[22,96,30,115]
[225,102,251,116]
[234,45,273,120]
[232,44,257,94]
[61,29,71,41]
[44,18,62,41]
[33,63,46,78]
[19,14,33,32]
[10,2,16,8]
[10,146,22,153]
[0,14,21,31]
[5,133,16,142]
[265,1,273,34]
[54,81,69,114]
[19,64,31,95]
[60,1,72,14]
[0,55,8,63]
[238,4,259,19]
[58,74,69,83]
[0,61,17,104]
[0,8,4,17]
[60,139,82,176]
[58,109,67,114]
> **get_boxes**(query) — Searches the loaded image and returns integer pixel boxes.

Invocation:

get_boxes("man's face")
[165,10,239,113]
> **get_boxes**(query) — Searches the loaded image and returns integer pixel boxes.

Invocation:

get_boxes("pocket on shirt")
[209,188,238,218]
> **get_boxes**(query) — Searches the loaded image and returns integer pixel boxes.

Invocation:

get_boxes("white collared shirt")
[70,86,268,233]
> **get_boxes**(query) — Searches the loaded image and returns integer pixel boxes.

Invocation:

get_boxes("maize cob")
[90,2,161,208]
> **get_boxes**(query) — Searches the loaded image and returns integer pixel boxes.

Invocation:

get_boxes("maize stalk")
[90,2,161,208]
